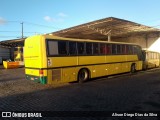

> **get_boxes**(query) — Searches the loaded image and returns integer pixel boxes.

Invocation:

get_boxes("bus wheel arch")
[131,63,136,73]
[144,65,148,70]
[78,68,90,83]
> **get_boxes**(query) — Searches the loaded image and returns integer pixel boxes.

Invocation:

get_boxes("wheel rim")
[79,69,88,82]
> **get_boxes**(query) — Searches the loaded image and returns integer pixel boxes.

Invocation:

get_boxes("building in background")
[0,38,24,64]
[0,46,10,64]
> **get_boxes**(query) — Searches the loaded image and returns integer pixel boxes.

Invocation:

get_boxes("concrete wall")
[112,32,160,52]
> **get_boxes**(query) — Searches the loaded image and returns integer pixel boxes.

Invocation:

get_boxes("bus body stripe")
[25,60,141,70]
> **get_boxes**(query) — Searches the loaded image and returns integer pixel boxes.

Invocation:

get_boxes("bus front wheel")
[78,69,89,83]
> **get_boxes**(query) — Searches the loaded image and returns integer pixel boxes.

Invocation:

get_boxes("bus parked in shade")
[24,35,143,84]
[142,50,160,70]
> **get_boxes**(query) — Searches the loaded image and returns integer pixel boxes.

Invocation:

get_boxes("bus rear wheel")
[78,69,89,83]
[131,64,136,73]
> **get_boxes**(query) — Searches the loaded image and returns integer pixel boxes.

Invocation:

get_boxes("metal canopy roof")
[52,17,160,40]
[0,38,25,48]
[0,17,160,47]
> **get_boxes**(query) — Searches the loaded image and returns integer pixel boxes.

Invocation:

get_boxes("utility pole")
[21,22,23,39]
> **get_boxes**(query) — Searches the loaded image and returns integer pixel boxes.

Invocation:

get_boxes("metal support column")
[108,33,111,42]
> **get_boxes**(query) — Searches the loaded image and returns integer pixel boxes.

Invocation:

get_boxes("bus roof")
[27,34,140,46]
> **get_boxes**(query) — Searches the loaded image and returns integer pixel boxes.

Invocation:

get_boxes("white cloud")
[44,16,64,23]
[0,17,7,25]
[44,13,68,23]
[44,16,55,22]
[58,12,68,17]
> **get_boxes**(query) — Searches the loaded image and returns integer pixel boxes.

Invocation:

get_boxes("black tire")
[131,64,136,73]
[78,69,89,83]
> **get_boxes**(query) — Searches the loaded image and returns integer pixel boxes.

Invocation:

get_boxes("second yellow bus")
[142,50,160,70]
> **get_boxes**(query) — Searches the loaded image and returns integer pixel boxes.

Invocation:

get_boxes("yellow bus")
[24,35,143,84]
[142,50,160,70]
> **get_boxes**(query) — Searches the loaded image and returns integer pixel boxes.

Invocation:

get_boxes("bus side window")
[153,53,155,59]
[150,53,152,59]
[133,46,137,54]
[130,46,133,54]
[112,44,117,54]
[117,45,122,54]
[145,52,148,60]
[133,46,143,60]
[77,42,85,55]
[86,42,93,55]
[69,41,77,55]
[100,43,106,55]
[148,52,151,59]
[47,41,58,55]
[106,44,111,54]
[157,53,159,59]
[142,51,146,61]
[58,41,67,55]
[122,45,126,54]
[93,43,99,55]
[152,53,154,59]
[126,45,132,54]
[155,53,157,59]
[126,45,129,54]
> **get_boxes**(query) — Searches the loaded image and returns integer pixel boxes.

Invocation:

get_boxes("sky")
[0,0,160,41]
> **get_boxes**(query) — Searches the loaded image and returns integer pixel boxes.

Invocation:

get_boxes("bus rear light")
[39,70,44,75]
